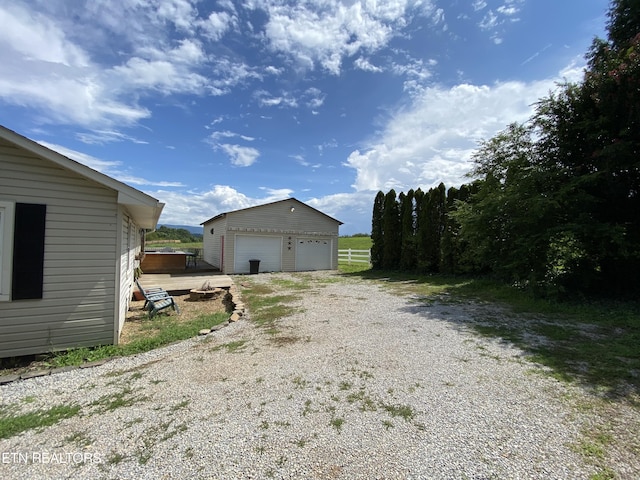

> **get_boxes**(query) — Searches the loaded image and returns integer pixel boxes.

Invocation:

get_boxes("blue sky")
[0,0,609,234]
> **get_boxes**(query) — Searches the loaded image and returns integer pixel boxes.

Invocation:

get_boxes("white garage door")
[234,235,282,273]
[296,238,332,271]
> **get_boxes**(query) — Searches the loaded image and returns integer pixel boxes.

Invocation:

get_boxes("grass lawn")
[338,235,372,250]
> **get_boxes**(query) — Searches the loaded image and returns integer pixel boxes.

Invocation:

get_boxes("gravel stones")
[0,271,622,479]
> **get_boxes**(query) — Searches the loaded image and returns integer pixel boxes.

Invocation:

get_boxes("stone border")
[0,284,246,386]
[198,282,245,335]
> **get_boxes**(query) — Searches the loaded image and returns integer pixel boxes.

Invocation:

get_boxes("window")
[0,202,47,301]
[0,200,15,301]
[12,203,46,300]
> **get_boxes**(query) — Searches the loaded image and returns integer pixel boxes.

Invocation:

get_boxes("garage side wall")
[203,216,226,270]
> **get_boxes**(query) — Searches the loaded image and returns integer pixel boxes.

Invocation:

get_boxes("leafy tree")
[146,225,201,243]
[457,123,560,286]
[531,0,640,294]
[455,0,640,296]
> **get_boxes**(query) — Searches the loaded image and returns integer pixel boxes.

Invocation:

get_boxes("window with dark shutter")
[12,203,46,300]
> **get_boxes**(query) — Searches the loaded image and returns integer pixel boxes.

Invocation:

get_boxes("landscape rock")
[20,370,51,380]
[0,374,20,385]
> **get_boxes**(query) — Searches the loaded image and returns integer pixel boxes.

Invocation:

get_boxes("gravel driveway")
[0,271,619,479]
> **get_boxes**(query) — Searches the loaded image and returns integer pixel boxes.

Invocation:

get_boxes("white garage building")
[201,198,342,274]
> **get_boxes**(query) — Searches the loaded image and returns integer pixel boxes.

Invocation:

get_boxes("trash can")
[249,259,260,274]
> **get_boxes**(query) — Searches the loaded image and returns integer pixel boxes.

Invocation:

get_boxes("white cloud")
[477,0,524,41]
[37,141,183,187]
[0,3,151,127]
[110,38,211,95]
[306,191,375,233]
[304,87,326,109]
[391,57,436,95]
[76,130,149,145]
[254,90,299,108]
[259,0,437,74]
[0,2,258,127]
[259,187,295,199]
[209,130,256,142]
[479,10,499,30]
[345,66,580,193]
[151,185,291,226]
[290,154,310,166]
[354,57,383,72]
[0,5,89,67]
[154,0,199,32]
[198,10,237,41]
[220,144,261,167]
[472,1,487,11]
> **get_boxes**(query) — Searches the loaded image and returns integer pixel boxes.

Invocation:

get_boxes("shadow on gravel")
[342,269,640,405]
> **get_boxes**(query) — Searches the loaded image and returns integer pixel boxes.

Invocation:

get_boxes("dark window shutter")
[12,203,46,300]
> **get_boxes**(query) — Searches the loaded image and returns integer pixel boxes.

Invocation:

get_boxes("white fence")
[338,248,371,265]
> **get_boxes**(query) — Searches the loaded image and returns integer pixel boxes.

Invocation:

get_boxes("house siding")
[116,211,141,342]
[203,199,340,274]
[0,138,120,357]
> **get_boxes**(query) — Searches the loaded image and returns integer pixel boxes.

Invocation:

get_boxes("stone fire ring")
[189,288,223,301]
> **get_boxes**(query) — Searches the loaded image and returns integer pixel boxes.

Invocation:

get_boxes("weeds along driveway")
[0,271,635,479]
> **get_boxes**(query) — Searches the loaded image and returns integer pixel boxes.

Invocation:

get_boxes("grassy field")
[338,235,372,250]
[337,236,372,273]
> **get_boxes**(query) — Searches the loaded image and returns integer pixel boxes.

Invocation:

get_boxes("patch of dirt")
[121,291,230,344]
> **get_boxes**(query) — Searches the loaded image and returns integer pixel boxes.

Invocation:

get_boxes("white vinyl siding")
[116,213,138,341]
[203,217,226,270]
[0,138,119,357]
[234,235,282,273]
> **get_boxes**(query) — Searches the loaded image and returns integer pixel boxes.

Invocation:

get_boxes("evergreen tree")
[414,188,429,272]
[370,191,385,269]
[382,189,401,269]
[423,183,446,272]
[440,186,458,274]
[399,189,416,270]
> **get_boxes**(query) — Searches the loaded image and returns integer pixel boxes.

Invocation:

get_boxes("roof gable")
[201,198,343,226]
[0,125,164,229]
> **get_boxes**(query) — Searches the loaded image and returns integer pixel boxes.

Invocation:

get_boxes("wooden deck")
[138,269,234,295]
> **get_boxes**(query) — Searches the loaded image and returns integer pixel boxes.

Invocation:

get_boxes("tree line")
[371,0,640,299]
[146,225,202,243]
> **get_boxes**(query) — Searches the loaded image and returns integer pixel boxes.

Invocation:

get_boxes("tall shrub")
[370,191,385,269]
